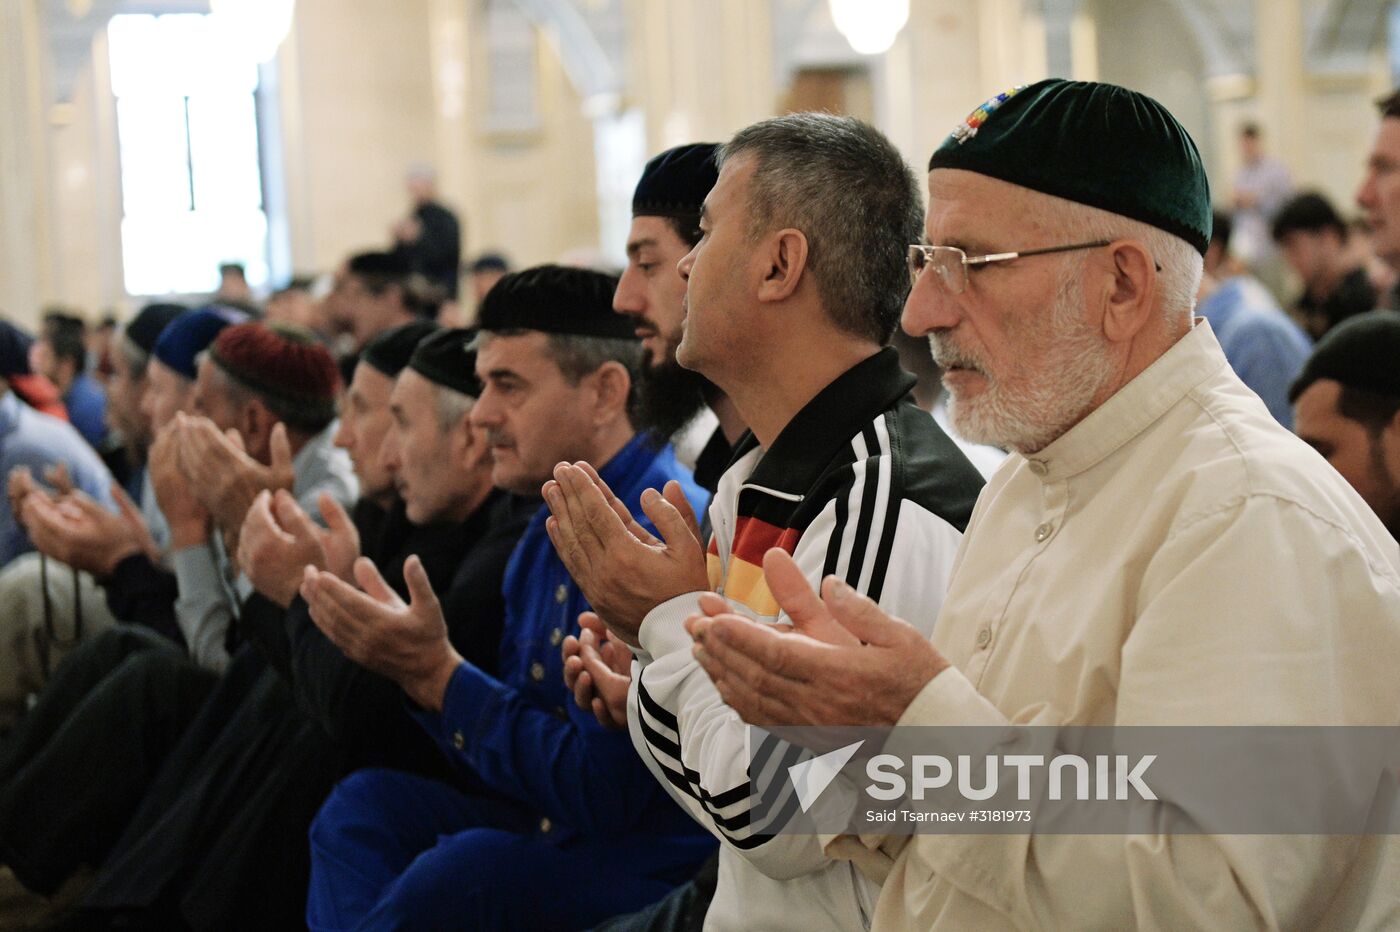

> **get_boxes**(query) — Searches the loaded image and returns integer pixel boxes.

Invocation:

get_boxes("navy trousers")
[307,768,714,931]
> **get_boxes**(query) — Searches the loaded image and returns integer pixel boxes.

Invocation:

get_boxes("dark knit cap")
[929,79,1213,255]
[408,328,482,398]
[0,321,34,377]
[477,265,632,340]
[1289,310,1400,402]
[210,322,341,430]
[362,320,440,379]
[124,303,188,357]
[152,305,248,380]
[348,251,412,282]
[632,143,720,222]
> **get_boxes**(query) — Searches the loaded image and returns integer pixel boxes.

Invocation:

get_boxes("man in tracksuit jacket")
[545,113,985,930]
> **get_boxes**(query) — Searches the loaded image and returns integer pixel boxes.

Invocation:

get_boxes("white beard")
[933,268,1116,454]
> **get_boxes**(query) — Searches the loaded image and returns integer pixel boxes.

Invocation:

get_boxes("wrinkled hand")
[20,486,146,577]
[543,461,708,648]
[685,548,948,727]
[148,421,209,549]
[301,555,461,712]
[237,489,329,607]
[316,493,361,583]
[562,611,633,730]
[177,414,295,536]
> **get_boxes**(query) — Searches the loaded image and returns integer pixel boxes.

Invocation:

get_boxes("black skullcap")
[362,320,439,379]
[632,143,720,221]
[124,303,188,356]
[477,265,632,340]
[347,251,412,281]
[1289,311,1400,402]
[468,253,510,274]
[929,79,1212,255]
[0,320,34,377]
[408,328,482,398]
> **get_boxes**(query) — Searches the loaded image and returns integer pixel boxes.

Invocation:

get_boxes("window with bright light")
[108,13,269,296]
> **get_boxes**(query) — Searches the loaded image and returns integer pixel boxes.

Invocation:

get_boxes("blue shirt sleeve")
[412,660,665,837]
[1226,323,1310,429]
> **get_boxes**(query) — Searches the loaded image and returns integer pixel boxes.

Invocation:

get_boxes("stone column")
[0,0,52,325]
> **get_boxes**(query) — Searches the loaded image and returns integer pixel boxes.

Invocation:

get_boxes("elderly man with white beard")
[686,79,1400,929]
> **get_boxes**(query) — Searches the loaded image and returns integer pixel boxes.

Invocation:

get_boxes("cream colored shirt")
[831,322,1400,930]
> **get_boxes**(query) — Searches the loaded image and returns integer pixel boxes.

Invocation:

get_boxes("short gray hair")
[1030,194,1203,329]
[476,329,644,419]
[431,382,475,433]
[719,113,922,345]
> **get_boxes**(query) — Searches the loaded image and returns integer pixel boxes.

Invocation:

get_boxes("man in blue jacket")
[301,265,716,930]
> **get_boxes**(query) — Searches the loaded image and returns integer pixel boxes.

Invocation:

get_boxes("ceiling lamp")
[828,0,909,56]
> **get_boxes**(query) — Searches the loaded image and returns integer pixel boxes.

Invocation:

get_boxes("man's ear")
[755,228,809,304]
[242,400,275,460]
[588,361,632,426]
[461,421,493,472]
[1099,240,1157,344]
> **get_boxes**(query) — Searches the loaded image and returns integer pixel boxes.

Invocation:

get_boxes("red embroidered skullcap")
[208,322,340,432]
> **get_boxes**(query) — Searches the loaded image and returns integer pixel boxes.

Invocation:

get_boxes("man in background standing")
[393,164,462,300]
[1231,121,1293,288]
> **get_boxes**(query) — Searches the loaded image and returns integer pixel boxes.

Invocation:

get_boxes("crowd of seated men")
[0,78,1396,932]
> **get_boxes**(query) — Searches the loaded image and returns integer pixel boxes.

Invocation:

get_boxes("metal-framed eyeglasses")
[907,240,1112,295]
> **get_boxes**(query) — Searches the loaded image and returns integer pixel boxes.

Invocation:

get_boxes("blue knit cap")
[152,304,248,380]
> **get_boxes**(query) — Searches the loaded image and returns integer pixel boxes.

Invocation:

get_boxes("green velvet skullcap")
[928,79,1212,255]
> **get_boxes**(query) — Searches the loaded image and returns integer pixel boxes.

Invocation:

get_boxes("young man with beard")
[685,80,1400,929]
[617,143,746,490]
[1290,310,1400,539]
[301,265,716,931]
[543,114,984,930]
[52,325,533,931]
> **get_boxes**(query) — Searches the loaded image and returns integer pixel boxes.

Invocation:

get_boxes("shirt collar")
[1022,319,1229,483]
[743,347,916,495]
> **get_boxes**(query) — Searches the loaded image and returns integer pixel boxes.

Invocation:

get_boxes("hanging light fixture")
[828,0,909,55]
[210,0,296,64]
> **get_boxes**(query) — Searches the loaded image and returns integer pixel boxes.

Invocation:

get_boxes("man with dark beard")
[1290,310,1400,539]
[619,144,746,492]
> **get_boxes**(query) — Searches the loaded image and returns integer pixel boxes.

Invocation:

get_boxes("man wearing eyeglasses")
[686,80,1400,929]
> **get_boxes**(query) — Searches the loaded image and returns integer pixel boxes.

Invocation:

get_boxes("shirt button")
[451,730,465,750]
[530,662,546,682]
[539,817,552,833]
[1028,460,1047,477]
[1034,522,1053,542]
[554,584,568,604]
[975,627,992,649]
[549,627,563,647]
